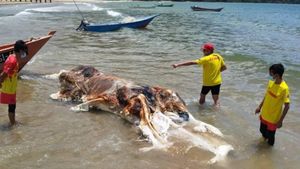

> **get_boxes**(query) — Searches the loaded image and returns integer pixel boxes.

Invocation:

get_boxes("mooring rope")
[72,0,86,21]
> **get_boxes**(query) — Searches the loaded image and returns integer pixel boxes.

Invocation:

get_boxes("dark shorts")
[260,122,276,146]
[201,84,221,95]
[8,104,16,113]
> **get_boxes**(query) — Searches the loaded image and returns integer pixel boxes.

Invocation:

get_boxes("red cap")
[202,43,214,51]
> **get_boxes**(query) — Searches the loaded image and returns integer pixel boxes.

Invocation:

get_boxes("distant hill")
[141,0,300,4]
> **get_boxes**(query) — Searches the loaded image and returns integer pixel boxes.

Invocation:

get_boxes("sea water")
[0,1,299,169]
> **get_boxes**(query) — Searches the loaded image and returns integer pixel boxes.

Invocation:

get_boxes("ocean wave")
[106,10,123,17]
[43,70,68,80]
[22,3,103,14]
[15,11,33,16]
[82,2,103,11]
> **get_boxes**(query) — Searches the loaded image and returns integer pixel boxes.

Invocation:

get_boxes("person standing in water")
[0,40,28,126]
[172,43,227,106]
[255,63,290,146]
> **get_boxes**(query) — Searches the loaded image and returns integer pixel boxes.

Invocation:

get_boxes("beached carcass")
[50,65,233,163]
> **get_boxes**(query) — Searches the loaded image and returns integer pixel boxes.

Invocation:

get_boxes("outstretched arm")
[172,61,197,68]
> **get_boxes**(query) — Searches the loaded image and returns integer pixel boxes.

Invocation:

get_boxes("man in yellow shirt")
[255,63,290,146]
[172,43,227,106]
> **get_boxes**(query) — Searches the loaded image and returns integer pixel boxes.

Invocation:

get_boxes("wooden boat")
[0,31,56,72]
[191,6,223,12]
[156,3,174,7]
[77,15,158,32]
[130,5,156,9]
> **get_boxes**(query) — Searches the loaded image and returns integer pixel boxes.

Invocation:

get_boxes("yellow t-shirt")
[194,53,225,86]
[261,80,290,124]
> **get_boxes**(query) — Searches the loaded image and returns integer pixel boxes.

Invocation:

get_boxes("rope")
[72,0,86,21]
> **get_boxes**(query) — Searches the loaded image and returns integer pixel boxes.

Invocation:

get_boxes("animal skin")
[50,65,233,163]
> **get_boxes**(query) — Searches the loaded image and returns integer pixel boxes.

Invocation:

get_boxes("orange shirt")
[0,54,19,104]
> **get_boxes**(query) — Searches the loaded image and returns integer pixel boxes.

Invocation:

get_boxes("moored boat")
[130,5,156,9]
[77,20,123,32]
[0,31,56,72]
[156,2,174,7]
[77,15,159,32]
[191,6,223,12]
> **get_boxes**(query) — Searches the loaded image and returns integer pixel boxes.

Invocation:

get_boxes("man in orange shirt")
[172,43,227,106]
[255,63,290,146]
[0,40,28,126]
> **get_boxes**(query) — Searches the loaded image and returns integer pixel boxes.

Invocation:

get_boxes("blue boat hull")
[191,6,223,12]
[121,15,158,29]
[77,20,122,32]
[84,23,122,32]
[77,15,158,32]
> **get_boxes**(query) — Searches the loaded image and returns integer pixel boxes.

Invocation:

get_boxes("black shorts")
[201,84,221,95]
[8,104,16,113]
[260,122,276,146]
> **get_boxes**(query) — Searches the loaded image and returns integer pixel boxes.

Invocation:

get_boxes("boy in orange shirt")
[255,63,290,146]
[172,43,227,106]
[0,40,28,126]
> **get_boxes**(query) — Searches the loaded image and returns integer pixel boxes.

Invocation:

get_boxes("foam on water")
[19,75,35,80]
[15,11,33,16]
[19,3,103,14]
[82,3,103,11]
[106,10,123,17]
[43,70,67,80]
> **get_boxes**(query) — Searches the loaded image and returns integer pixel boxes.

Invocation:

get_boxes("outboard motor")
[76,19,89,31]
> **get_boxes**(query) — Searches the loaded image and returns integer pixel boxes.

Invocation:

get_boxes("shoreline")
[0,0,98,5]
[0,0,260,6]
[0,2,31,5]
[1,0,300,5]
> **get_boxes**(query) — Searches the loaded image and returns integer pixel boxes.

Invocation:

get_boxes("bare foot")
[212,102,220,109]
[258,137,268,143]
[8,121,22,128]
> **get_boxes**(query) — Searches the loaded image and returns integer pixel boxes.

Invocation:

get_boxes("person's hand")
[276,121,283,128]
[255,107,261,114]
[0,77,3,88]
[172,64,178,68]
